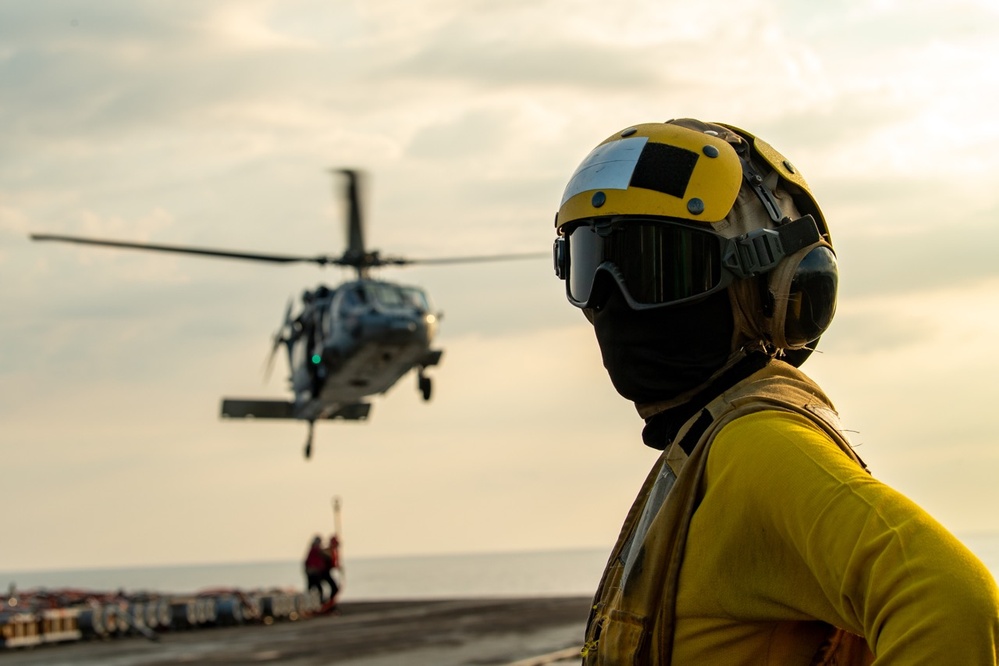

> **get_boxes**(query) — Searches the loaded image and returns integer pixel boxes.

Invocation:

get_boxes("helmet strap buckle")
[723,215,822,279]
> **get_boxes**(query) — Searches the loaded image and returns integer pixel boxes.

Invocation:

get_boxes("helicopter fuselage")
[30,168,543,459]
[287,279,441,418]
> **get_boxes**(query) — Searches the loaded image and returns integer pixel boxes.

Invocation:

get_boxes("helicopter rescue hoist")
[30,169,544,459]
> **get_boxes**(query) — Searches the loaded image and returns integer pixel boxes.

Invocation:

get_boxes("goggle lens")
[566,220,724,308]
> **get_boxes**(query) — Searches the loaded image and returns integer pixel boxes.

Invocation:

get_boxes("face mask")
[589,286,734,405]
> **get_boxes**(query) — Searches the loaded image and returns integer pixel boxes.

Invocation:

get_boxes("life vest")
[581,360,875,666]
[305,546,326,574]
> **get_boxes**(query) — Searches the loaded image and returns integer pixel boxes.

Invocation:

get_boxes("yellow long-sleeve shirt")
[673,410,999,663]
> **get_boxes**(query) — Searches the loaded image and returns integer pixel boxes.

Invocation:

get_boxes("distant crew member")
[303,535,328,603]
[320,534,342,611]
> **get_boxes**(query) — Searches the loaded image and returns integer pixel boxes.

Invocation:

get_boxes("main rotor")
[30,169,545,277]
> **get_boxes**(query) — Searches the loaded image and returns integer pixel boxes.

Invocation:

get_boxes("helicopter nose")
[390,320,418,333]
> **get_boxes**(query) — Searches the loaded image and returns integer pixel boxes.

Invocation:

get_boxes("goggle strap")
[724,215,822,278]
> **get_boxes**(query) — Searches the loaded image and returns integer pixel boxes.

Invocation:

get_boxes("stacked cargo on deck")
[1,586,323,650]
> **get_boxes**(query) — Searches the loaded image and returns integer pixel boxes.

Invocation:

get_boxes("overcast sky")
[3,0,999,573]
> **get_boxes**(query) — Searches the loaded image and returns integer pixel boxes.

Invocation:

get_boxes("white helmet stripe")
[560,136,649,206]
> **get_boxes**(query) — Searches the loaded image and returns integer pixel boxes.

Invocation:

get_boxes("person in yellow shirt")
[552,118,999,664]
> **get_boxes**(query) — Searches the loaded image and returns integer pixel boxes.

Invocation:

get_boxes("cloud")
[5,0,999,572]
[835,218,999,297]
[384,37,660,89]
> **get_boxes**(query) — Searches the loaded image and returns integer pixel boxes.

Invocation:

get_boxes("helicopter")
[30,169,545,459]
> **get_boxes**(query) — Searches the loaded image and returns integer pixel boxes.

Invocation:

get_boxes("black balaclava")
[588,282,735,406]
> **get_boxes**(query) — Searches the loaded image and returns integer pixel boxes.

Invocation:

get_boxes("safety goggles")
[553,215,822,310]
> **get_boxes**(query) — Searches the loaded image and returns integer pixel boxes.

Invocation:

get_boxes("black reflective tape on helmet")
[629,142,700,198]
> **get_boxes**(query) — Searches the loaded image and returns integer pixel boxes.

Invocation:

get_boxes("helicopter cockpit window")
[401,287,431,313]
[364,283,408,309]
[342,286,367,310]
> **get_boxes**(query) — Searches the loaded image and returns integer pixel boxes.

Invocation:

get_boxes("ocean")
[0,548,610,601]
[5,533,999,601]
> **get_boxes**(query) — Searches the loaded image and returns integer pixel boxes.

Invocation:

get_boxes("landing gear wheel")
[418,374,432,401]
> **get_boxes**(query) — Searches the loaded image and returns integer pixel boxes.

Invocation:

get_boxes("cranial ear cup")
[765,241,838,350]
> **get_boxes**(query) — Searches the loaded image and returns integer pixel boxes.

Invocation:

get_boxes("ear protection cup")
[767,243,838,350]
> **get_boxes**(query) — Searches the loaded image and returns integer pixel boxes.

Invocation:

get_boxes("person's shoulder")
[718,409,835,447]
[711,409,863,480]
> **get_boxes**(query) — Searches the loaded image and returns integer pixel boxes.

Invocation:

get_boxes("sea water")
[0,548,609,601]
[4,533,999,601]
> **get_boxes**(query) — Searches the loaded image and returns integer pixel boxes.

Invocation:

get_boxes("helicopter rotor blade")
[334,169,365,260]
[30,233,347,266]
[379,251,550,266]
[263,350,278,382]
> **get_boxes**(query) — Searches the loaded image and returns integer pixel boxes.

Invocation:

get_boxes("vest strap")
[584,360,871,665]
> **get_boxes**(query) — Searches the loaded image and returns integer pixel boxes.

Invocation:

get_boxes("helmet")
[553,119,837,363]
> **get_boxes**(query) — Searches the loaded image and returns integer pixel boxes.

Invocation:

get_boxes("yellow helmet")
[553,118,836,363]
[557,122,744,227]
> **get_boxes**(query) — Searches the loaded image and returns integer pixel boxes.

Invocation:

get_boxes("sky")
[3,0,999,573]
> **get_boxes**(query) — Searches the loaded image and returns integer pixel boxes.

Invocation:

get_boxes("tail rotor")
[264,298,295,381]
